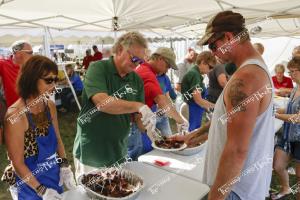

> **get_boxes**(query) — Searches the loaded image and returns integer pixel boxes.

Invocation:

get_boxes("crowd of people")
[82,45,111,70]
[1,10,300,200]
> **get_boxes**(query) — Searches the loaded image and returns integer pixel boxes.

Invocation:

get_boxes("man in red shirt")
[272,64,293,96]
[92,45,103,61]
[0,40,32,143]
[0,41,33,107]
[135,47,189,132]
[82,49,94,70]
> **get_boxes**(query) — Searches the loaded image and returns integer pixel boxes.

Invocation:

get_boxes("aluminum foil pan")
[78,168,144,200]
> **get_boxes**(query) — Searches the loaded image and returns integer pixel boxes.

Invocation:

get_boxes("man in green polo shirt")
[73,32,156,177]
[181,51,216,131]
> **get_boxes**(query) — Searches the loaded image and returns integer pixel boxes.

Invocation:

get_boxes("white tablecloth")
[138,143,207,183]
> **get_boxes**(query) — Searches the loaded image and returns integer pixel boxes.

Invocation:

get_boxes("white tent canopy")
[0,0,300,67]
[1,0,300,111]
[0,28,116,46]
[0,0,300,39]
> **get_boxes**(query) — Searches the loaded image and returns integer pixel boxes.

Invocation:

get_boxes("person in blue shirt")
[59,64,83,112]
[152,74,177,135]
[157,73,177,100]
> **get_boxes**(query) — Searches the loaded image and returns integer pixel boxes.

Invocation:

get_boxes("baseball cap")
[153,47,178,70]
[198,11,246,46]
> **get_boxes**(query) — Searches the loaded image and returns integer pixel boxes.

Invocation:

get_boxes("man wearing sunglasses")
[0,40,32,145]
[0,40,33,107]
[134,47,189,152]
[73,32,157,177]
[198,11,274,200]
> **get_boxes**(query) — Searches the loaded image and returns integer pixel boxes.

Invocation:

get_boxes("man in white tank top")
[197,11,274,200]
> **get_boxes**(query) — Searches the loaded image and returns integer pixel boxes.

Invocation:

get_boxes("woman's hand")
[59,166,77,190]
[42,188,62,200]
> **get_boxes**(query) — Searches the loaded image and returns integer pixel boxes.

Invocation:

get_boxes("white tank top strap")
[234,58,274,98]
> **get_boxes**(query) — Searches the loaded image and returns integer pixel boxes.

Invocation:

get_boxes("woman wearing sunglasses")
[272,57,300,199]
[2,55,76,200]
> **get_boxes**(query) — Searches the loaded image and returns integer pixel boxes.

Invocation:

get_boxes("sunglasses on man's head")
[14,49,33,55]
[42,77,59,84]
[20,50,33,55]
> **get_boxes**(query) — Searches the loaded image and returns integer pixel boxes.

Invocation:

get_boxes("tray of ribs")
[78,167,144,200]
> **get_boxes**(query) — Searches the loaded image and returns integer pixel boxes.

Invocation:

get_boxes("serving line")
[62,97,286,199]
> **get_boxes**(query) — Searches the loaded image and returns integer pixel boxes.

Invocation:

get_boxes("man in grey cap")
[198,11,274,200]
[128,47,189,159]
[134,47,189,137]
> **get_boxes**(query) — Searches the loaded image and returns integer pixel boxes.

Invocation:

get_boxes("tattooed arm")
[208,65,272,200]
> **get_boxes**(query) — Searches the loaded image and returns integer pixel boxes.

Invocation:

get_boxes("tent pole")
[185,39,188,54]
[43,26,51,58]
[170,38,173,49]
[114,31,117,42]
[61,63,82,111]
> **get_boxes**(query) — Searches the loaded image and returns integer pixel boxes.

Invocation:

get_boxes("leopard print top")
[1,111,51,186]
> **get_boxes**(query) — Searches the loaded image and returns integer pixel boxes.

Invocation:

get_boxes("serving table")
[62,145,209,200]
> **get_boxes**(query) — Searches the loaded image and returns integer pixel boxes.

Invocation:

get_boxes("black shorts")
[276,138,300,162]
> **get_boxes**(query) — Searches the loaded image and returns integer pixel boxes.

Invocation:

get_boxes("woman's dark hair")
[17,55,58,100]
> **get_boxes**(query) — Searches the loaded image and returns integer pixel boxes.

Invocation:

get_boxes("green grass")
[0,111,298,199]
